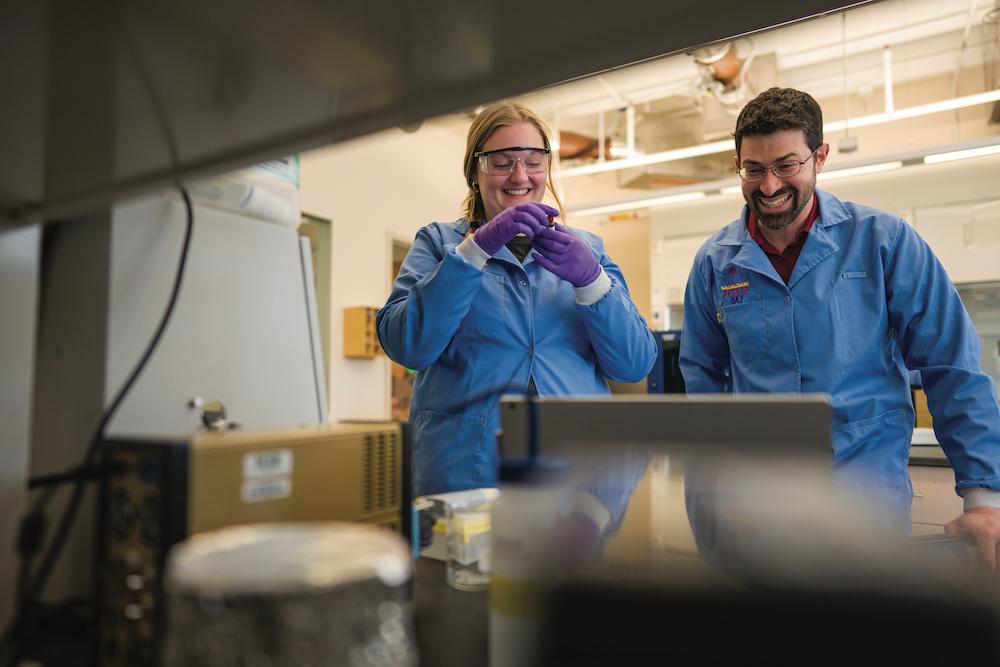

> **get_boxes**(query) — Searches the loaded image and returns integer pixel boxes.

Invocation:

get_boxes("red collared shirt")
[747,196,819,284]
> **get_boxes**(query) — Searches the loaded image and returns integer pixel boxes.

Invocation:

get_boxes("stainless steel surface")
[499,394,833,460]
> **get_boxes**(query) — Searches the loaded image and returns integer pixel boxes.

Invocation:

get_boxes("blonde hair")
[461,102,565,226]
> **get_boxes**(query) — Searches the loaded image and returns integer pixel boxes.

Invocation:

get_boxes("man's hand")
[944,506,1000,582]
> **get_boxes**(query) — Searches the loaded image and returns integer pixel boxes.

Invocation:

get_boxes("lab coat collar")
[458,217,532,270]
[715,188,849,245]
[493,244,526,267]
[714,189,846,287]
[812,189,851,229]
[713,207,780,282]
[715,207,753,247]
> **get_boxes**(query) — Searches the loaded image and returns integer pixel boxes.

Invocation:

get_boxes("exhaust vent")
[362,430,400,515]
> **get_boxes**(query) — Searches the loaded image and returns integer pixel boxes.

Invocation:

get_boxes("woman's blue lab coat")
[680,189,1000,521]
[378,219,656,496]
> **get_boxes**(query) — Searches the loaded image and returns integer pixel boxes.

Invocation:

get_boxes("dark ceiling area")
[0,0,869,224]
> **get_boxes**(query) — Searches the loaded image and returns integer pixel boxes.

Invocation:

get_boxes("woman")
[377,102,656,495]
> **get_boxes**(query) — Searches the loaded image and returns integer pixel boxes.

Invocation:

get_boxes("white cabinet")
[656,236,709,307]
[913,199,1000,284]
[910,465,963,535]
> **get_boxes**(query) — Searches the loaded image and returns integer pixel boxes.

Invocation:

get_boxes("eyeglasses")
[474,146,551,175]
[737,148,819,182]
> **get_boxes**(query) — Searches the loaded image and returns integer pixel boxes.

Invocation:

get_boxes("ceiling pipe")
[626,105,636,157]
[882,45,894,113]
[950,0,981,141]
[952,0,981,99]
[839,13,857,152]
[557,130,610,160]
[703,44,745,89]
[598,111,606,163]
[596,75,631,108]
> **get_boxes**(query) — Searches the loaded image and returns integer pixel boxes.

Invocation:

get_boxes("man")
[679,87,1000,575]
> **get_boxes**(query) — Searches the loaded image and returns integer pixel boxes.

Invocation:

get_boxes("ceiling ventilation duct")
[554,41,776,190]
[691,40,756,111]
[615,49,777,189]
[559,129,611,160]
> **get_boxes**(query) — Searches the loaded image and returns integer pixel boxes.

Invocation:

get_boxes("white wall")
[0,224,40,628]
[651,152,1000,311]
[299,120,468,422]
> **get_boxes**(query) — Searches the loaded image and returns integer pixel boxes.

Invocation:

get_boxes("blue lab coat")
[378,219,657,496]
[680,189,1000,520]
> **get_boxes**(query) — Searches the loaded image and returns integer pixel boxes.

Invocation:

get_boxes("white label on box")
[241,477,292,503]
[243,449,293,478]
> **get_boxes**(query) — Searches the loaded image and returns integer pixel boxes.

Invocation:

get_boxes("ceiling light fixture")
[559,140,733,178]
[923,143,1000,164]
[566,135,1000,218]
[557,88,1000,178]
[816,161,903,181]
[568,192,707,218]
[824,89,1000,133]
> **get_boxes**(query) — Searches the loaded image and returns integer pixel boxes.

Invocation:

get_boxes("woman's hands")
[473,206,602,288]
[472,203,559,256]
[532,223,602,288]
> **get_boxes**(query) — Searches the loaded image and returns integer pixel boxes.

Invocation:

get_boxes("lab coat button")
[785,295,791,302]
[520,279,528,286]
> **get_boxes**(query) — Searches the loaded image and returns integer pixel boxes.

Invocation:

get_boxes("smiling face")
[736,129,828,232]
[475,122,548,222]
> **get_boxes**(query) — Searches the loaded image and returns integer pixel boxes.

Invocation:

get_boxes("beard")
[750,181,814,232]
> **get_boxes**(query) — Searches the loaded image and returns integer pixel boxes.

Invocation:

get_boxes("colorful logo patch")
[720,279,750,305]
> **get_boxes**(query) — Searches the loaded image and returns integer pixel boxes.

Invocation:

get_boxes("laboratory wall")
[651,152,1000,321]
[0,225,41,629]
[299,120,468,422]
[570,213,653,324]
[300,101,1000,419]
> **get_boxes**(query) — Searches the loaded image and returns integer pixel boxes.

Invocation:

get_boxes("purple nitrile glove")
[548,512,602,569]
[472,203,558,256]
[532,222,602,287]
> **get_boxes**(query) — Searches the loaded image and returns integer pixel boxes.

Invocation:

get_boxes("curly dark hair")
[734,87,824,156]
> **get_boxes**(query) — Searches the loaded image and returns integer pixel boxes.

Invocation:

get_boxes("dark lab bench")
[413,558,488,667]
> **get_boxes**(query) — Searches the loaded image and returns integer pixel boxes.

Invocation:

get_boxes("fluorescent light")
[556,88,1000,179]
[559,140,732,177]
[569,191,707,217]
[825,89,1000,133]
[565,136,1000,215]
[923,144,1000,164]
[817,161,903,181]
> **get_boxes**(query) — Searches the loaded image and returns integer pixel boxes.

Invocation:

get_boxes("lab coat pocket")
[833,269,882,360]
[721,300,768,364]
[411,410,489,494]
[462,269,509,336]
[833,408,911,491]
